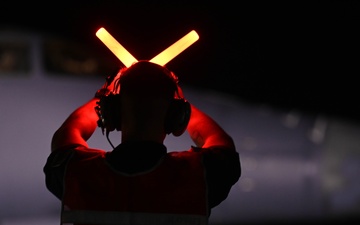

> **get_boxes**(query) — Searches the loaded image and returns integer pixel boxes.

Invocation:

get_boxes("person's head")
[118,61,179,101]
[109,61,190,142]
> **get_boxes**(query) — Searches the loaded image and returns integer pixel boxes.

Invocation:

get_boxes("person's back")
[44,61,241,225]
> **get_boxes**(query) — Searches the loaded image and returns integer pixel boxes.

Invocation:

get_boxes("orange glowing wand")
[96,27,199,67]
[150,30,199,66]
[96,27,138,67]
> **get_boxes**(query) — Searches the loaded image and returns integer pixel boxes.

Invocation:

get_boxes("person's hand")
[95,70,122,98]
[105,70,121,92]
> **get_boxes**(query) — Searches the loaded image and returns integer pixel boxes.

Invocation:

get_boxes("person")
[44,61,241,225]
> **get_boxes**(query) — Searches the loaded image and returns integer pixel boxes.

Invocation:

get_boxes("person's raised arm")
[51,71,121,151]
[187,104,235,150]
[51,71,121,152]
[50,98,99,152]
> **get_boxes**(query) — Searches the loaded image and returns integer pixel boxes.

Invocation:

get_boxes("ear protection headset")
[163,74,191,137]
[95,62,191,146]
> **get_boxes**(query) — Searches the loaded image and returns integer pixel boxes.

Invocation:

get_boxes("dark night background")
[1,0,360,122]
[1,1,360,224]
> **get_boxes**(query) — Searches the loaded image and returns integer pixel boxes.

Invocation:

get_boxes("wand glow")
[96,27,199,67]
[150,30,199,66]
[96,27,138,67]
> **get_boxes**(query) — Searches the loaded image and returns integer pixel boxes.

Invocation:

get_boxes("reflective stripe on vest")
[61,210,208,225]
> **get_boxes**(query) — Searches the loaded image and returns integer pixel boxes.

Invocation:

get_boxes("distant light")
[96,27,199,67]
[308,116,327,144]
[282,110,301,128]
[96,27,138,68]
[150,30,199,66]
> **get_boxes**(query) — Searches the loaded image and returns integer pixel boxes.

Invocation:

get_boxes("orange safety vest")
[61,149,209,225]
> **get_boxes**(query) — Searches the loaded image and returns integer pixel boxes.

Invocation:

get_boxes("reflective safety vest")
[61,149,209,225]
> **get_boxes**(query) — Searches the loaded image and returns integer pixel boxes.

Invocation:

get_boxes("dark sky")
[2,1,360,121]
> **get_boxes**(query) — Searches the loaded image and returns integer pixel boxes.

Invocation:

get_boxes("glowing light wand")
[150,30,199,66]
[96,27,199,67]
[96,28,138,67]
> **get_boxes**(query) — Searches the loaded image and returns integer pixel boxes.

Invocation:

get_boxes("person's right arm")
[187,104,235,150]
[186,103,240,209]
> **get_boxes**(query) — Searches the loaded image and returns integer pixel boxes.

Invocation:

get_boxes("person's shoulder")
[168,145,237,155]
[166,147,213,162]
[51,145,106,161]
[167,149,194,157]
[71,146,107,159]
[192,145,237,154]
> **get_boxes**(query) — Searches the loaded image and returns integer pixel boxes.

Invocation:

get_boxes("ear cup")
[96,94,122,132]
[165,99,191,136]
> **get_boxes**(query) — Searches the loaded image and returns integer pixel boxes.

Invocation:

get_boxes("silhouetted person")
[44,61,241,225]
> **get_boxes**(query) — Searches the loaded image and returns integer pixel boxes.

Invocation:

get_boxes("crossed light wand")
[96,27,199,67]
